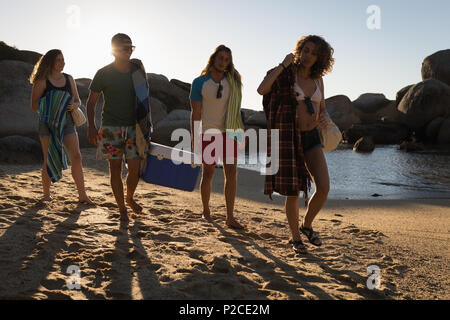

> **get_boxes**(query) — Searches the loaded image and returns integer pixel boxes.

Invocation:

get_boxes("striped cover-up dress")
[38,90,72,182]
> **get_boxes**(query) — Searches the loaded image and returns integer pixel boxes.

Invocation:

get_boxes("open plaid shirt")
[263,64,312,205]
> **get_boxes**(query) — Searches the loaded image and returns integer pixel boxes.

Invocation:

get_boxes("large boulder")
[149,97,168,125]
[241,108,258,124]
[245,111,267,128]
[0,136,43,164]
[396,84,414,107]
[325,95,360,131]
[398,79,450,129]
[345,121,409,144]
[170,79,191,92]
[422,49,450,86]
[353,93,391,114]
[352,93,391,122]
[353,136,375,153]
[437,117,450,144]
[74,78,103,148]
[377,101,404,123]
[0,41,42,65]
[147,73,190,112]
[151,110,191,147]
[0,60,38,140]
[398,139,425,152]
[425,117,445,141]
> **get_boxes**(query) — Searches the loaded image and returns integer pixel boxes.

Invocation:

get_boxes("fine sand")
[0,148,448,300]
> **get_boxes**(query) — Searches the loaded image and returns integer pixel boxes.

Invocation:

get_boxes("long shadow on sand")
[0,201,46,298]
[0,202,82,299]
[128,219,164,299]
[103,222,133,299]
[213,223,387,300]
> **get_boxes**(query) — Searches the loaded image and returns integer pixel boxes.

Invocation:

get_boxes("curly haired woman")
[257,35,335,254]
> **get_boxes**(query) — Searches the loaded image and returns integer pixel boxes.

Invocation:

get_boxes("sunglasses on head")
[216,81,223,99]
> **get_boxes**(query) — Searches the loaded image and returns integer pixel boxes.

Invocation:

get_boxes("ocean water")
[236,145,450,200]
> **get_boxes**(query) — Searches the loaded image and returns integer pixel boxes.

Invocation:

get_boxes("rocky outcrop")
[422,49,450,86]
[352,93,391,122]
[437,117,450,144]
[245,111,267,128]
[170,79,191,92]
[398,140,425,152]
[377,101,404,123]
[0,60,38,139]
[151,110,191,147]
[353,136,374,152]
[147,73,190,112]
[74,78,103,147]
[425,117,446,142]
[0,136,43,164]
[0,41,41,65]
[396,84,414,107]
[353,93,391,114]
[345,121,409,145]
[397,79,450,129]
[325,95,360,131]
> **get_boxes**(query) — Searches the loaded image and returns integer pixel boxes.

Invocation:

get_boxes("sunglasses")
[115,45,136,53]
[216,81,223,99]
[304,97,315,115]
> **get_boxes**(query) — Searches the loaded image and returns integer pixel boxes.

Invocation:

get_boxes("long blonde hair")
[201,45,242,88]
[29,49,62,84]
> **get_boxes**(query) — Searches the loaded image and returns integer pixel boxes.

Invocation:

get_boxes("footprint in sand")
[100,202,117,209]
[152,233,193,243]
[190,261,209,272]
[262,278,295,292]
[67,242,82,252]
[153,199,171,206]
[245,232,263,240]
[210,256,233,273]
[157,217,172,224]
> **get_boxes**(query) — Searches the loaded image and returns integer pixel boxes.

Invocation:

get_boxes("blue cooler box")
[142,142,201,192]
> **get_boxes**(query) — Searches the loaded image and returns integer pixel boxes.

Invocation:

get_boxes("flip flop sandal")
[289,239,308,254]
[300,225,322,247]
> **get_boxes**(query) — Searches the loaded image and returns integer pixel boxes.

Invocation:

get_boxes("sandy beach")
[0,147,448,300]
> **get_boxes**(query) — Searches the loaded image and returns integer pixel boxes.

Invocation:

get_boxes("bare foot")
[41,195,53,202]
[226,218,245,230]
[120,209,129,222]
[202,210,213,222]
[79,195,95,205]
[126,198,143,214]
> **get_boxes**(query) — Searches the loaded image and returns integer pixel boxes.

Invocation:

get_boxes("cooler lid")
[149,142,201,167]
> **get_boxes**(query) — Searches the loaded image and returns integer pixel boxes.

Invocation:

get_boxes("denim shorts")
[38,113,77,137]
[301,128,323,153]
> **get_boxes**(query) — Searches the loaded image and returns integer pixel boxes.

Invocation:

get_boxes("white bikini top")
[293,75,322,104]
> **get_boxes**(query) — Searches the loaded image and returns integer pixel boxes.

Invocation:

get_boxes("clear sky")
[1,0,449,110]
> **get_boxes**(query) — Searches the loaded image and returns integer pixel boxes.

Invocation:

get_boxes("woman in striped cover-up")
[30,49,94,204]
